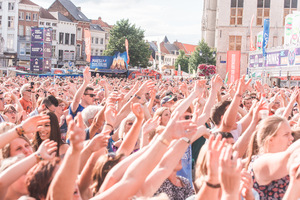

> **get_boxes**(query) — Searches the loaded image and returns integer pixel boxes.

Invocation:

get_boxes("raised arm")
[70,67,91,113]
[47,113,85,200]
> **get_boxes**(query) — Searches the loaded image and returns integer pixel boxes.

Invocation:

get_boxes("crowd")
[0,66,300,200]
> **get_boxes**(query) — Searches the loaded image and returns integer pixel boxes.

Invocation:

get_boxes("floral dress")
[248,155,290,200]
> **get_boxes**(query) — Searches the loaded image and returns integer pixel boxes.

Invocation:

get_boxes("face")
[268,121,293,153]
[124,120,134,133]
[179,112,193,121]
[293,107,299,115]
[0,93,4,111]
[23,88,32,100]
[161,109,171,126]
[57,103,65,114]
[38,122,51,141]
[244,100,252,110]
[5,108,17,123]
[10,138,33,157]
[83,90,95,105]
[46,104,56,113]
[272,101,281,110]
[162,100,174,108]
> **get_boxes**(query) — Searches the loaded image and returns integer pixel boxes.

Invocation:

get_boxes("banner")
[90,51,129,72]
[250,14,256,51]
[84,29,91,63]
[284,12,300,45]
[257,31,263,50]
[226,51,241,84]
[262,19,270,58]
[125,38,130,64]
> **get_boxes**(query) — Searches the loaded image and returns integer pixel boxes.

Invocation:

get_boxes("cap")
[161,96,174,106]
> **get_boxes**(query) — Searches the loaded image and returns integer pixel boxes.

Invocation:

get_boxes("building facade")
[0,0,19,67]
[90,24,105,56]
[202,0,300,78]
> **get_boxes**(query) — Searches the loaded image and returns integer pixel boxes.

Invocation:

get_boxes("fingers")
[76,112,84,128]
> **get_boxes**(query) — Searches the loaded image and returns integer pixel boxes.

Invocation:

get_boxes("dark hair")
[27,158,61,200]
[91,153,124,195]
[42,95,59,107]
[213,131,234,139]
[32,112,64,156]
[211,100,231,126]
[85,87,94,93]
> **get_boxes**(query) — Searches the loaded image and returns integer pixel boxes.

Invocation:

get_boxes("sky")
[31,0,204,45]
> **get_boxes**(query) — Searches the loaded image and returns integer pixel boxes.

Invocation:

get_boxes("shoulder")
[59,143,69,155]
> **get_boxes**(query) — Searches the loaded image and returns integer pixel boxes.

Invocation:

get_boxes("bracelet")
[134,94,141,99]
[205,181,221,188]
[34,152,44,162]
[181,137,190,144]
[15,126,25,136]
[159,136,170,147]
[105,123,114,129]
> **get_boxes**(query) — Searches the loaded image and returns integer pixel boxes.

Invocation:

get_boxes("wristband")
[135,94,141,99]
[15,126,25,136]
[35,152,44,162]
[105,123,114,129]
[205,181,221,188]
[181,137,190,144]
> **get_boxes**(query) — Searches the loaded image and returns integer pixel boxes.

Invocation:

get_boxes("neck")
[168,171,182,187]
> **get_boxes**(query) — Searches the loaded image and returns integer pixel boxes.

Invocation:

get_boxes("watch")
[181,137,190,144]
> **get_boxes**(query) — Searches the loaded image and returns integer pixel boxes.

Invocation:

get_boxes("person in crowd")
[29,95,58,117]
[19,84,34,114]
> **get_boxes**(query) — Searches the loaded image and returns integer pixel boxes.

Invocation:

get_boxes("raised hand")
[211,74,223,91]
[237,75,251,96]
[131,103,144,120]
[86,131,110,152]
[22,114,50,134]
[142,116,160,135]
[66,113,86,151]
[36,139,58,160]
[239,169,254,200]
[194,80,206,96]
[83,67,91,83]
[104,104,117,128]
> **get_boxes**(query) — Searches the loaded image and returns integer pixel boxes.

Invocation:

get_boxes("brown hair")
[2,135,31,159]
[26,158,61,200]
[246,116,286,169]
[211,100,231,126]
[91,153,124,195]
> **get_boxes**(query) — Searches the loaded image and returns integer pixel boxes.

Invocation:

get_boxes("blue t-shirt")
[68,104,84,118]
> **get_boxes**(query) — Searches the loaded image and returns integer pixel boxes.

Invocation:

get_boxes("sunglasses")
[25,90,32,92]
[59,93,64,95]
[6,110,16,114]
[184,115,193,120]
[84,93,96,97]
[293,108,298,111]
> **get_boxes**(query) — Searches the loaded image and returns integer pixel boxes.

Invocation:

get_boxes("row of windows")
[91,37,104,45]
[59,32,76,45]
[19,12,38,22]
[230,0,298,26]
[228,35,285,51]
[40,22,57,27]
[0,16,15,28]
[91,49,103,56]
[0,2,15,11]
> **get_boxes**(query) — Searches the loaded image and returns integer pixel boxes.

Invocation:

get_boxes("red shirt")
[19,97,33,114]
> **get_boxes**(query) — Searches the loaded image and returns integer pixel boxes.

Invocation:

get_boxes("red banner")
[84,29,91,63]
[226,51,241,83]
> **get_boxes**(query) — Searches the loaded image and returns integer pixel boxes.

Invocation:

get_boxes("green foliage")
[175,50,189,73]
[189,39,216,72]
[104,19,151,68]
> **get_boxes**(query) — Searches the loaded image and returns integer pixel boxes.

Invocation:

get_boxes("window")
[0,2,2,10]
[26,26,31,36]
[95,49,98,55]
[59,32,64,44]
[100,50,103,55]
[7,34,14,50]
[40,22,44,25]
[33,13,38,21]
[91,48,94,55]
[230,0,244,25]
[65,33,69,45]
[8,16,14,28]
[100,38,104,44]
[20,43,26,55]
[46,22,50,26]
[52,46,56,58]
[77,28,82,40]
[284,0,298,24]
[26,13,31,21]
[229,36,242,51]
[257,0,270,25]
[70,51,75,60]
[52,30,56,40]
[58,50,63,60]
[0,16,2,28]
[92,37,94,44]
[19,12,24,20]
[19,25,24,36]
[95,38,99,44]
[8,3,14,10]
[52,23,57,27]
[71,34,75,45]
[76,44,81,58]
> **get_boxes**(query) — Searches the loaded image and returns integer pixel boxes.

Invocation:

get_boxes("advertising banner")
[44,58,51,72]
[257,31,263,50]
[43,43,52,58]
[30,57,43,71]
[84,29,91,63]
[226,51,241,84]
[31,27,44,42]
[44,28,52,43]
[90,56,113,70]
[31,42,43,57]
[263,19,270,58]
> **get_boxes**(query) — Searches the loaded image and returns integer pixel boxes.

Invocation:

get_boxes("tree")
[189,39,216,72]
[104,19,151,68]
[175,50,189,73]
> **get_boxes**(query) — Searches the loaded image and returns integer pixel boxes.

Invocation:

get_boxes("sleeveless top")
[248,155,289,200]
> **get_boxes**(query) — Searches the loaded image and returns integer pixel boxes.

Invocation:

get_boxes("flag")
[84,29,91,62]
[257,31,263,50]
[125,38,130,64]
[225,72,229,84]
[178,64,181,75]
[250,14,256,51]
[262,19,270,58]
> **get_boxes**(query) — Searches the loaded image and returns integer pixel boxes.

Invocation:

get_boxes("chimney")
[98,17,102,20]
[77,7,81,11]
